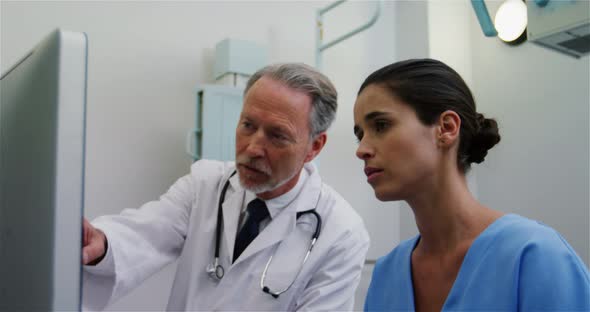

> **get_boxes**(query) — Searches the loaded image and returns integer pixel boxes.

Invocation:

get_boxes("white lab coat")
[83,159,370,311]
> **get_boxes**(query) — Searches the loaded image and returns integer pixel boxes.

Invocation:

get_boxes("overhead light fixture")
[495,0,528,44]
[471,0,527,45]
[472,0,590,57]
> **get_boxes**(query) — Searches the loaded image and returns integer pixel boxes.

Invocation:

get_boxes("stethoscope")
[206,171,322,298]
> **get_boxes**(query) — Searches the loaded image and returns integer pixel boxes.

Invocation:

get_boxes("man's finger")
[82,235,105,265]
[82,218,92,246]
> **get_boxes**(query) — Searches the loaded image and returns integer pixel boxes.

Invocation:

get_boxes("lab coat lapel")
[233,208,296,266]
[221,174,245,263]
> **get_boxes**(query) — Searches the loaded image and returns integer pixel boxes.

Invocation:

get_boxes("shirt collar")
[244,167,309,220]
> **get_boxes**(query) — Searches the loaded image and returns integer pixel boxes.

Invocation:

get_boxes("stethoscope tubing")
[208,170,322,298]
[214,171,236,261]
[261,210,320,298]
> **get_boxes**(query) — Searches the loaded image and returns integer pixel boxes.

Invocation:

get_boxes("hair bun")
[467,114,501,164]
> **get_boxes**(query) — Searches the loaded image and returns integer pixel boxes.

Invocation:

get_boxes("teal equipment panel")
[214,38,268,80]
[186,85,244,162]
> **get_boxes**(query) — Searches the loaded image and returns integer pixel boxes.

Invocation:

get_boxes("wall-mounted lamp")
[495,0,528,44]
[471,0,528,45]
[472,0,590,58]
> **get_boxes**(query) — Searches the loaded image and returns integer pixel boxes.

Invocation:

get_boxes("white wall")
[423,0,589,266]
[469,1,590,266]
[399,0,478,241]
[395,0,433,241]
[1,1,401,310]
[4,1,585,311]
[318,1,401,306]
[320,0,400,263]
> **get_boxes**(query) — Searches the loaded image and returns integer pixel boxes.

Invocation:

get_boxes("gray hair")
[244,63,338,138]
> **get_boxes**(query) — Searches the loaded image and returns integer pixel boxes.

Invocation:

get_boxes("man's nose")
[244,131,266,157]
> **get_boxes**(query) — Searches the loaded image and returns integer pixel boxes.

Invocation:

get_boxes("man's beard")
[236,155,297,194]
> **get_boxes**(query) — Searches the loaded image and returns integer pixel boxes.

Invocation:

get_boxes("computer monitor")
[0,29,87,311]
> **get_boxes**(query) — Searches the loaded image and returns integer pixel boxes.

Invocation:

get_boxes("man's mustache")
[236,155,272,175]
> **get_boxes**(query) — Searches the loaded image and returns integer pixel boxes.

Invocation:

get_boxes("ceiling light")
[495,0,528,44]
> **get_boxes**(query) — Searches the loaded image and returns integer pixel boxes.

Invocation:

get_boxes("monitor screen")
[0,29,87,311]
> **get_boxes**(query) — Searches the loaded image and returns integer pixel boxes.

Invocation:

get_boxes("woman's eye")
[374,120,389,132]
[355,133,363,143]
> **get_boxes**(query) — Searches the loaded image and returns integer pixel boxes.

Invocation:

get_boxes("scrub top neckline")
[406,213,517,310]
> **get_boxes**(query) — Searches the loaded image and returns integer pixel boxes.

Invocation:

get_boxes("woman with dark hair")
[354,59,589,311]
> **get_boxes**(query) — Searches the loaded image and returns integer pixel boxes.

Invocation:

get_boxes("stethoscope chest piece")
[206,259,224,280]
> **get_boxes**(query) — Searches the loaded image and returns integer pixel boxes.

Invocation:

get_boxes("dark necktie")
[233,198,269,262]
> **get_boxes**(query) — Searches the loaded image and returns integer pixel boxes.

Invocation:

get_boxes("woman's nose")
[356,141,374,160]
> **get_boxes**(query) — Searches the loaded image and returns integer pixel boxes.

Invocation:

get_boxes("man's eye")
[272,133,287,141]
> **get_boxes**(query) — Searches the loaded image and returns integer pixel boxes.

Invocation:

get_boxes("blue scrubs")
[365,214,590,311]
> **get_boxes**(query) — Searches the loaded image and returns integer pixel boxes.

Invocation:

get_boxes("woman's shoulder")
[488,213,588,276]
[490,215,590,310]
[491,214,575,249]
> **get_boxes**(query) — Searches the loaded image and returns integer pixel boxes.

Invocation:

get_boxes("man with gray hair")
[81,63,370,311]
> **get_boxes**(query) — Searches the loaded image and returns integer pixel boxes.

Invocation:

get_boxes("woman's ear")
[437,110,461,146]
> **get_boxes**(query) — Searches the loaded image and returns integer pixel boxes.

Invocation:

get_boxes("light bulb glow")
[494,0,528,42]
